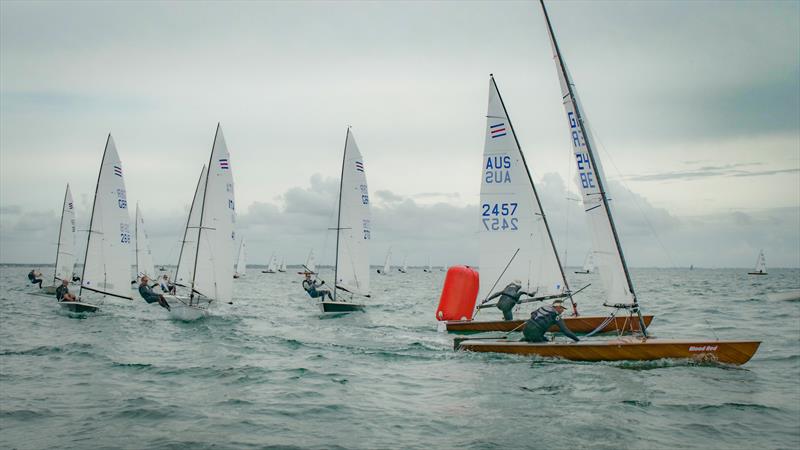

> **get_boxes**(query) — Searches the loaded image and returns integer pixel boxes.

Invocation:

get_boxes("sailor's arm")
[556,317,580,342]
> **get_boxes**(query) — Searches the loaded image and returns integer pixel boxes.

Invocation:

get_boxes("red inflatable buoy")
[436,265,479,321]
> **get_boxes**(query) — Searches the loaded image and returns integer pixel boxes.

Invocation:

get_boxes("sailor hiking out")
[485,280,534,320]
[302,272,333,301]
[138,276,171,311]
[27,269,43,289]
[522,299,580,343]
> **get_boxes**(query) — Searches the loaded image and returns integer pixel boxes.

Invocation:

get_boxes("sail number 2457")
[482,202,518,231]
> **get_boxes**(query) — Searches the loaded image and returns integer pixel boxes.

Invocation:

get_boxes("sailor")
[55,279,76,302]
[521,299,580,343]
[159,274,176,294]
[27,269,43,289]
[484,280,532,320]
[138,276,171,311]
[302,272,333,301]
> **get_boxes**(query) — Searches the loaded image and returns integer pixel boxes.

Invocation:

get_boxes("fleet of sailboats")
[29,3,767,367]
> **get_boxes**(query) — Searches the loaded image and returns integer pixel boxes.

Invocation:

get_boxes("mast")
[79,135,111,298]
[491,75,577,315]
[190,124,220,303]
[53,184,69,284]
[333,127,350,301]
[135,203,140,279]
[174,165,206,284]
[540,0,645,334]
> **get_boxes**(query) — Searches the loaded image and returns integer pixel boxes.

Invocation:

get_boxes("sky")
[1,0,798,268]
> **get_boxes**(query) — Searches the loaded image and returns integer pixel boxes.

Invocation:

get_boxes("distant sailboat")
[321,128,371,313]
[234,238,247,278]
[262,254,277,273]
[66,135,133,313]
[278,257,287,273]
[423,257,432,273]
[42,184,76,296]
[574,251,595,274]
[167,124,236,320]
[299,249,317,275]
[748,250,767,275]
[133,203,156,283]
[377,248,391,274]
[398,256,408,273]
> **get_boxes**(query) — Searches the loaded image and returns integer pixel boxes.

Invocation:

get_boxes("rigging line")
[584,116,677,269]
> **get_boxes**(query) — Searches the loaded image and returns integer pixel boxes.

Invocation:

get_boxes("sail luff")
[53,184,75,284]
[333,128,349,301]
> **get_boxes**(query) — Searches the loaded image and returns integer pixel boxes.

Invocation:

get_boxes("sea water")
[1,265,798,449]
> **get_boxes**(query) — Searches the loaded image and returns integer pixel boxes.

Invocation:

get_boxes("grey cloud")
[625,163,799,182]
[374,190,404,203]
[0,205,22,214]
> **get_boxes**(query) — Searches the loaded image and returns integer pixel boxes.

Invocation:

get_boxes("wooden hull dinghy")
[440,314,653,334]
[455,337,761,366]
[319,301,365,313]
[59,301,100,313]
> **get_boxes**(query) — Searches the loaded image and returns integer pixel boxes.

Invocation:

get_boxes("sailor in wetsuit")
[55,279,76,302]
[27,269,43,288]
[138,276,171,311]
[484,280,533,320]
[522,299,580,343]
[302,272,333,301]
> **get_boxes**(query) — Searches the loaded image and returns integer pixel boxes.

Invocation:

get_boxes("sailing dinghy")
[457,2,760,365]
[234,238,247,278]
[298,249,317,274]
[133,203,156,285]
[398,256,408,274]
[165,124,236,320]
[438,76,652,334]
[377,248,391,274]
[278,258,287,273]
[574,251,594,274]
[319,128,371,313]
[64,135,133,313]
[748,250,767,275]
[41,185,77,296]
[262,254,278,273]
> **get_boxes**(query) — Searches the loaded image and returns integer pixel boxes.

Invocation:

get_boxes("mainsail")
[135,203,155,280]
[266,254,278,272]
[175,165,207,285]
[305,249,316,273]
[279,257,286,272]
[476,76,570,315]
[235,238,247,276]
[382,248,392,274]
[754,250,766,273]
[541,0,646,332]
[79,135,133,300]
[189,124,236,303]
[334,128,371,299]
[582,251,595,273]
[53,184,76,284]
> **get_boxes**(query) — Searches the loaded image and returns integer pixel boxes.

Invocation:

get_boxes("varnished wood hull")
[441,315,654,334]
[457,338,760,365]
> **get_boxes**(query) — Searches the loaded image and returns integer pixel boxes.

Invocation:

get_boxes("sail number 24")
[568,112,595,190]
[482,203,518,231]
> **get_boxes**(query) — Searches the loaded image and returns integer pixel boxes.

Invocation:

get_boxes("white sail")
[175,165,207,285]
[235,238,247,277]
[401,256,408,273]
[190,124,236,303]
[135,203,156,280]
[53,184,76,284]
[279,257,286,272]
[305,249,316,273]
[754,250,766,273]
[476,77,567,310]
[544,14,636,306]
[79,135,133,300]
[334,129,371,298]
[582,251,595,273]
[382,248,391,274]
[266,254,277,272]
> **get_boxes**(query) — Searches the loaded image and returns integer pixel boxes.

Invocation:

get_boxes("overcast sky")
[1,0,798,268]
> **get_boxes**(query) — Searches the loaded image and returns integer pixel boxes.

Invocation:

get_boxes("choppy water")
[1,265,799,449]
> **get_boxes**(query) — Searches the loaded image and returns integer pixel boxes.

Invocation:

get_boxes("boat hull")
[59,301,99,313]
[456,338,761,365]
[748,272,767,275]
[163,295,211,321]
[319,301,365,313]
[441,315,654,334]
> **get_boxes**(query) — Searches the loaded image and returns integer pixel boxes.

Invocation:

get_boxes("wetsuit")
[138,284,171,310]
[55,284,71,302]
[302,279,333,301]
[522,305,580,343]
[486,284,528,320]
[28,271,43,288]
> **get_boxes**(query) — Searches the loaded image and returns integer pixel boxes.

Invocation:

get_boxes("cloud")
[625,162,799,182]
